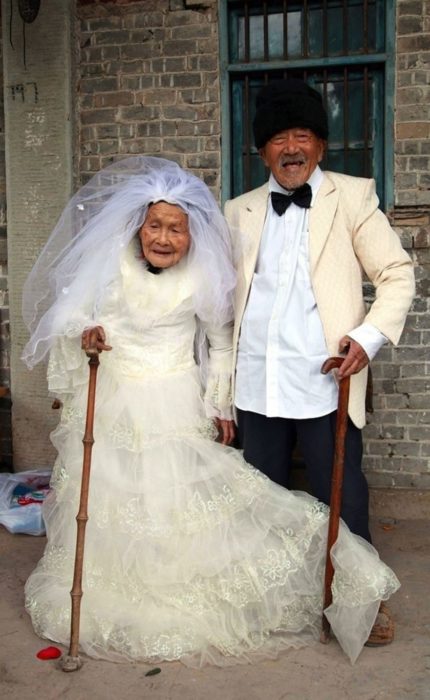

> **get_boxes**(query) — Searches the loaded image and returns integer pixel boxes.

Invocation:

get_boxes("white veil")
[22,156,236,369]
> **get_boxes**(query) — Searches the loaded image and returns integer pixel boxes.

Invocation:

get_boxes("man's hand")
[214,418,236,446]
[338,336,369,379]
[81,326,112,355]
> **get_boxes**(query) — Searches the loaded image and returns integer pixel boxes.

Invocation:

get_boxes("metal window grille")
[221,0,394,208]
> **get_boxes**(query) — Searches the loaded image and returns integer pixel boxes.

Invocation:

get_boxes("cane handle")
[85,327,102,358]
[321,356,344,374]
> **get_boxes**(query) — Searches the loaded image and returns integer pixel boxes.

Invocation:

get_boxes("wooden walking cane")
[319,356,351,644]
[61,333,101,672]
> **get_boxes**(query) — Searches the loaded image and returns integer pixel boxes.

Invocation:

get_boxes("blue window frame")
[219,0,395,211]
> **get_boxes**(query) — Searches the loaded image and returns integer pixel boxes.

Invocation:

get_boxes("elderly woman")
[23,157,398,668]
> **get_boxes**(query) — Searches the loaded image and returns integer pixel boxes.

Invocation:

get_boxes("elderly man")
[224,78,415,646]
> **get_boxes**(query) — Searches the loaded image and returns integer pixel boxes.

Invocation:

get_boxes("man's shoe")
[364,602,395,647]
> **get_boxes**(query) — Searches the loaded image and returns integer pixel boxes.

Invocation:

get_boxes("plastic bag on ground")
[0,469,52,536]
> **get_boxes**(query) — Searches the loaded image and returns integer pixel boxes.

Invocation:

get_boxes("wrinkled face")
[139,201,191,269]
[259,128,325,190]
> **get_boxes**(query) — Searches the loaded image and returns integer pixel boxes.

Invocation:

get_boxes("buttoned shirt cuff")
[347,323,388,361]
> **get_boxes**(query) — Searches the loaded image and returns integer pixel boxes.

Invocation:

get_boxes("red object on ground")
[17,496,43,506]
[36,646,62,660]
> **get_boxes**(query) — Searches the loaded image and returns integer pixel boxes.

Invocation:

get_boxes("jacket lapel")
[309,173,338,273]
[239,184,269,285]
[235,174,339,310]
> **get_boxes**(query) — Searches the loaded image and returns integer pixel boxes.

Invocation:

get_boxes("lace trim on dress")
[25,462,400,665]
[47,336,89,394]
[25,507,326,660]
[331,565,399,606]
[204,371,233,420]
[59,403,217,451]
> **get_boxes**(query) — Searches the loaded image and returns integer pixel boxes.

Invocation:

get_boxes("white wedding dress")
[25,246,399,666]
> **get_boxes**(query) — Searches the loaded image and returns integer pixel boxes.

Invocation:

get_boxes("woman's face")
[139,202,191,269]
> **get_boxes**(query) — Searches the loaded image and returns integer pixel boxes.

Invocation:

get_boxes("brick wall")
[363,222,430,489]
[0,0,427,489]
[362,0,430,489]
[76,0,430,492]
[78,0,221,191]
[395,0,430,207]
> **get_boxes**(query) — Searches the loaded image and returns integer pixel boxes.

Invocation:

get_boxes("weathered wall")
[362,0,430,492]
[2,0,75,469]
[76,0,430,494]
[78,0,220,190]
[0,27,11,469]
[1,0,429,498]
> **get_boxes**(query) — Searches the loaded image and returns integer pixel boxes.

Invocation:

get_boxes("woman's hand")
[81,326,112,355]
[214,418,236,446]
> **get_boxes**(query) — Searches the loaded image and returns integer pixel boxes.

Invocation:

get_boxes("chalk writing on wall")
[8,82,39,103]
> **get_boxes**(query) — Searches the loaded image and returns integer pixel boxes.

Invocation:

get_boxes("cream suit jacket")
[224,171,415,429]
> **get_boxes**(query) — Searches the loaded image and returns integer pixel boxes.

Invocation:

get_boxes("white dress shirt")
[235,166,386,419]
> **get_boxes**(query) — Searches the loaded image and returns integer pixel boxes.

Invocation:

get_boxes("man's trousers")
[236,408,372,542]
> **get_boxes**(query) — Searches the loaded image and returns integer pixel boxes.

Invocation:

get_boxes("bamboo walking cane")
[320,356,351,644]
[61,337,100,672]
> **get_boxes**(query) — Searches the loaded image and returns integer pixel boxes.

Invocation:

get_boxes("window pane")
[230,67,383,201]
[285,11,303,58]
[229,0,384,62]
[308,7,324,57]
[226,0,388,204]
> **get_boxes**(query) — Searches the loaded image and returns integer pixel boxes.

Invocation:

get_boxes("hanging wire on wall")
[9,0,41,68]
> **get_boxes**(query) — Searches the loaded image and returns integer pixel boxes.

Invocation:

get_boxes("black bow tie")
[271,184,312,215]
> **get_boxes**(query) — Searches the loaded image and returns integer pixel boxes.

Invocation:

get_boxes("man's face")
[259,128,325,190]
[139,201,190,269]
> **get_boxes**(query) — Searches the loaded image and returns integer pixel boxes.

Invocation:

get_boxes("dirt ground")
[0,517,429,700]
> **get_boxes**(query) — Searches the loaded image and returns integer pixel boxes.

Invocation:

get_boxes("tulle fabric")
[22,156,235,368]
[25,258,399,667]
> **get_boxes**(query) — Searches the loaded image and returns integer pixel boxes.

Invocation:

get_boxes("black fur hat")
[253,78,329,148]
